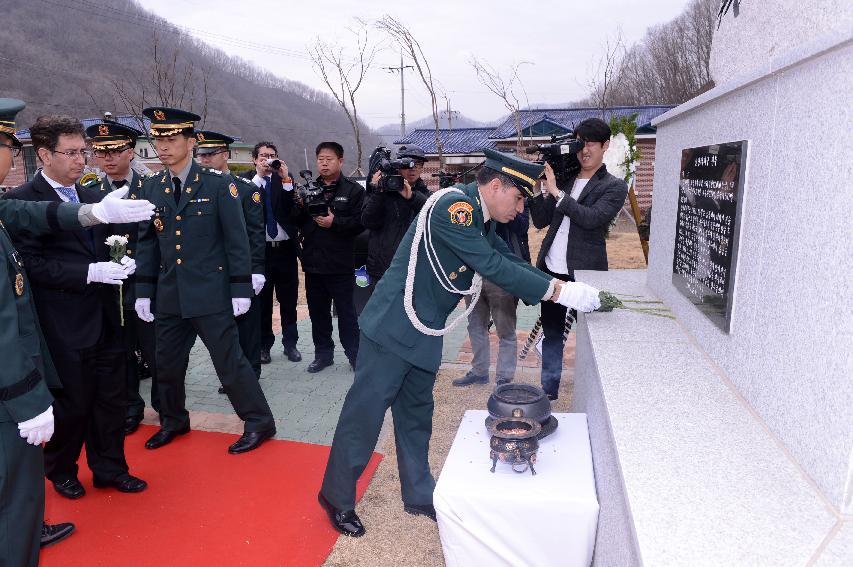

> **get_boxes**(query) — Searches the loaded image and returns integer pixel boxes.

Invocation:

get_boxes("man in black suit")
[248,142,301,365]
[2,115,147,499]
[529,118,628,400]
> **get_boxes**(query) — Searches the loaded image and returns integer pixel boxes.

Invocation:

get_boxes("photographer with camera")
[528,117,628,400]
[361,145,429,294]
[291,142,364,373]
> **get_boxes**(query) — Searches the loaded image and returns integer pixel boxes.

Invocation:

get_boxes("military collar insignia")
[448,201,474,226]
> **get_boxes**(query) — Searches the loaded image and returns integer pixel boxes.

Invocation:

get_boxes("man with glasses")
[248,142,301,365]
[196,130,266,380]
[85,121,159,435]
[3,114,148,501]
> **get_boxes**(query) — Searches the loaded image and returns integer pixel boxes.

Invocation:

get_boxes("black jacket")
[529,164,628,272]
[494,203,531,263]
[291,174,365,274]
[2,172,120,351]
[361,177,429,278]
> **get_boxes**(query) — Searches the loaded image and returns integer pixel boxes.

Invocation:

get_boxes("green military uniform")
[321,149,553,513]
[135,107,274,436]
[0,195,90,566]
[196,130,266,376]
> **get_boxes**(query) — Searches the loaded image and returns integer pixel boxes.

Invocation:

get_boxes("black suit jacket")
[529,164,628,272]
[2,172,120,351]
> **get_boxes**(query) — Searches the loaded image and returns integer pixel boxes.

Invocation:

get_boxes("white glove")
[88,261,129,284]
[555,281,601,312]
[18,406,54,446]
[135,298,154,322]
[232,298,251,317]
[91,186,156,224]
[120,255,136,276]
[251,274,266,296]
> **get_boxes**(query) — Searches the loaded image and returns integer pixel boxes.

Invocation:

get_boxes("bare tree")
[308,20,376,175]
[376,16,445,167]
[587,31,626,112]
[470,57,532,151]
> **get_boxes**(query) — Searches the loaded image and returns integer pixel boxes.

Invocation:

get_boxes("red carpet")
[41,425,382,567]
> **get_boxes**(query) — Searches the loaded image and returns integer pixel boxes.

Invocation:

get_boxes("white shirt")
[252,174,289,242]
[41,170,79,202]
[544,177,590,275]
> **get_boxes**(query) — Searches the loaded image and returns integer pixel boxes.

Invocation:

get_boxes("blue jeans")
[540,267,574,396]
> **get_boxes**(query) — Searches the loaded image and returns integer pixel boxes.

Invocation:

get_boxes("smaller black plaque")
[672,141,747,332]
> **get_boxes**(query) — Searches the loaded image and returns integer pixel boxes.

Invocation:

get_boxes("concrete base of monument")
[571,269,847,567]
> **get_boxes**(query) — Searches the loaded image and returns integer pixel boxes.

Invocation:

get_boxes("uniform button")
[126,250,132,255]
[175,230,181,236]
[124,234,130,239]
[218,266,223,271]
[176,259,182,265]
[176,215,182,221]
[175,245,181,250]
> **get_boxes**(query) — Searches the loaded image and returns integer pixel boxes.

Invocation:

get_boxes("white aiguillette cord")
[404,188,483,336]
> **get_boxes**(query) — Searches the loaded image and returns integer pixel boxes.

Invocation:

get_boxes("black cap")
[85,121,143,151]
[142,106,200,137]
[195,130,234,155]
[0,98,26,147]
[396,144,426,162]
[482,147,545,198]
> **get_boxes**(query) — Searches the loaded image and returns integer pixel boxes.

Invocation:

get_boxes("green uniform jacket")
[359,182,552,373]
[230,174,265,275]
[0,200,83,423]
[95,171,145,307]
[135,161,252,318]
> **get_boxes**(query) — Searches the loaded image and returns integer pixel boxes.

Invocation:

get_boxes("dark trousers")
[0,422,43,567]
[304,272,359,362]
[260,240,299,351]
[155,311,275,433]
[44,334,129,484]
[237,296,262,378]
[540,266,576,396]
[321,332,435,510]
[124,310,160,418]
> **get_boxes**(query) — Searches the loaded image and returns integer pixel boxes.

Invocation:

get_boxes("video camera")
[525,134,583,186]
[367,146,416,192]
[293,169,329,217]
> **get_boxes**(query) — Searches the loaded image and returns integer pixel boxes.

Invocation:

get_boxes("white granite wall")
[710,0,853,85]
[648,30,853,513]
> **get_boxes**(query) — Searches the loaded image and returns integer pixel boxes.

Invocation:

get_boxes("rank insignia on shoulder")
[14,273,24,296]
[252,191,261,204]
[229,183,239,199]
[448,201,474,226]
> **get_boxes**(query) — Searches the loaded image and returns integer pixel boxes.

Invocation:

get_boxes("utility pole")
[383,50,413,138]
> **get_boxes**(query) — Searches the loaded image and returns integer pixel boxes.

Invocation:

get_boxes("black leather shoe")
[452,371,489,387]
[228,428,276,454]
[260,349,272,364]
[546,392,558,401]
[284,346,302,362]
[124,415,142,435]
[306,358,333,373]
[318,492,365,537]
[93,474,148,493]
[52,478,85,499]
[404,503,437,521]
[41,522,75,548]
[496,377,512,386]
[145,425,190,449]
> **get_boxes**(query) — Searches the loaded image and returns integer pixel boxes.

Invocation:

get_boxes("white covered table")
[434,410,599,567]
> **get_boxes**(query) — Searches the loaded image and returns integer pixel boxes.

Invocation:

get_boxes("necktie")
[172,177,181,206]
[112,179,127,189]
[261,177,278,239]
[56,186,79,203]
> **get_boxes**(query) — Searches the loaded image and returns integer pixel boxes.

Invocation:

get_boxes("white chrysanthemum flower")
[603,133,630,181]
[105,235,128,247]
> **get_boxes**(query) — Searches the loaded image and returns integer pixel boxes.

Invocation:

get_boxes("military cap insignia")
[98,124,109,136]
[14,273,24,296]
[197,132,206,142]
[448,201,474,226]
[229,182,239,199]
[153,109,166,121]
[252,191,261,204]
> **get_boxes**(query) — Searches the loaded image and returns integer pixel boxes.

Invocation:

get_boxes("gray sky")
[138,0,690,129]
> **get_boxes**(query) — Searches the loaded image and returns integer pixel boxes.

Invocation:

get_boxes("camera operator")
[528,117,628,400]
[291,142,364,373]
[361,145,429,294]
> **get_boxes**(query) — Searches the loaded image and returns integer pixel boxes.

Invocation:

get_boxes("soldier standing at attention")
[85,121,160,435]
[134,107,276,454]
[194,130,266,380]
[318,149,601,536]
[0,98,156,566]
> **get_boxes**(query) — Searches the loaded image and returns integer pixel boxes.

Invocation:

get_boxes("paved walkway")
[136,302,560,447]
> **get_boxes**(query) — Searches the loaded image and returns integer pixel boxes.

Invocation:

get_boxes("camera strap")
[403,187,483,337]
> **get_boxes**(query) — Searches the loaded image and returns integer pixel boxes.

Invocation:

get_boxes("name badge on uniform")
[334,196,348,202]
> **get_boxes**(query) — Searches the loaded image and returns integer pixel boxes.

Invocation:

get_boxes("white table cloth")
[434,410,599,567]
